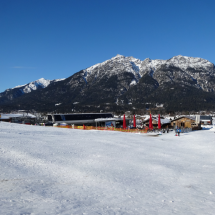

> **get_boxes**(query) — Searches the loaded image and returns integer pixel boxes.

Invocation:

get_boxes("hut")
[171,116,201,130]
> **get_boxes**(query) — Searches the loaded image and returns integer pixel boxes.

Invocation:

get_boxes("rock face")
[1,55,215,112]
[153,56,215,92]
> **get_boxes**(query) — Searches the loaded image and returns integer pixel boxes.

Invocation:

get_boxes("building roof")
[171,116,195,122]
[0,113,36,119]
[143,117,171,125]
[200,116,212,120]
[95,118,123,122]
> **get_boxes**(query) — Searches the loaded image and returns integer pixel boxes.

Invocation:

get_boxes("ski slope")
[0,122,215,214]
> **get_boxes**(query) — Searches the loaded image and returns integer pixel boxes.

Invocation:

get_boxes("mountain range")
[1,54,215,113]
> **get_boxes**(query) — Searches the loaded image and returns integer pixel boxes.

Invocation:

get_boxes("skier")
[176,128,178,136]
[175,128,177,136]
[177,128,181,136]
[179,128,181,136]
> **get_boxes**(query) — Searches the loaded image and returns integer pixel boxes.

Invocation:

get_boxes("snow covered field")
[0,122,215,215]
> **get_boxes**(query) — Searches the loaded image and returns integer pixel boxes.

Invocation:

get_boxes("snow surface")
[0,122,215,214]
[129,79,137,86]
[11,84,26,89]
[53,78,65,82]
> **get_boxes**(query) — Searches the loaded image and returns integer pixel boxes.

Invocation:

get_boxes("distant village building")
[171,116,201,130]
[0,113,36,124]
[0,115,11,122]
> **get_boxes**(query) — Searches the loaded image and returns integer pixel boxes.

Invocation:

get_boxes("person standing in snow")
[178,128,181,136]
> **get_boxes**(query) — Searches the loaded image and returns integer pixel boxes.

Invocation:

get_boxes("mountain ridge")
[0,78,65,103]
[1,54,215,113]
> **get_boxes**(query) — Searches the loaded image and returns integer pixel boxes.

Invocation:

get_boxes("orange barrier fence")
[54,125,148,133]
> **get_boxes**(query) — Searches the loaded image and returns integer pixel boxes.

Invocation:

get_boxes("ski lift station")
[47,113,129,128]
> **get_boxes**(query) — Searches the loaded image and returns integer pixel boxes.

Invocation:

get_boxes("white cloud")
[11,66,36,69]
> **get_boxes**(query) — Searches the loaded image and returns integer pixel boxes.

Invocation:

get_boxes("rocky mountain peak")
[142,58,152,63]
[114,54,125,58]
[167,55,213,69]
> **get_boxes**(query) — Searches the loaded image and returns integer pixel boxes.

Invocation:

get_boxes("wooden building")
[171,116,201,130]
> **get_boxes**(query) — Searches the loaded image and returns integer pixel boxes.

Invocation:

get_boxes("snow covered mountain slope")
[11,78,65,93]
[83,54,142,87]
[82,54,215,92]
[152,56,215,92]
[0,78,65,104]
[15,78,51,93]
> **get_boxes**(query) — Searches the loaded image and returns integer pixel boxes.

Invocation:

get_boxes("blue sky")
[1,0,215,92]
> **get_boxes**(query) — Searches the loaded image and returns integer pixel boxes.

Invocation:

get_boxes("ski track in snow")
[0,122,215,214]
